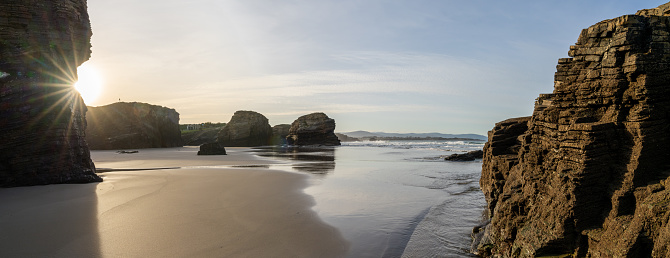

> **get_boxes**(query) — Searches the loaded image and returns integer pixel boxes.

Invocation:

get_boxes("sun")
[74,63,103,105]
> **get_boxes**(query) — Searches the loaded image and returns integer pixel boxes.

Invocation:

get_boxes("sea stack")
[287,113,341,146]
[216,110,272,147]
[477,2,670,257]
[0,0,102,187]
[86,102,183,150]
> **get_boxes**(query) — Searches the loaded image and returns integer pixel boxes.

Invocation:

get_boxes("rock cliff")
[86,102,183,150]
[216,110,272,147]
[287,113,341,146]
[477,2,670,257]
[0,0,101,187]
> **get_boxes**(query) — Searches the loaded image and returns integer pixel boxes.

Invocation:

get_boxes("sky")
[81,0,666,135]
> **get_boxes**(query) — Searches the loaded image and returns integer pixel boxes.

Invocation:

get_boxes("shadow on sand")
[0,182,101,257]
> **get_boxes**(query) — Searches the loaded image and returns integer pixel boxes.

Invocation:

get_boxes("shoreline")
[251,144,484,257]
[0,147,349,257]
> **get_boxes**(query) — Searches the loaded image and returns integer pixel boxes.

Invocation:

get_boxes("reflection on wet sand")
[250,146,336,174]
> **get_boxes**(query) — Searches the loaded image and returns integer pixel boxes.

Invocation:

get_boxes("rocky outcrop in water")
[86,102,183,150]
[287,113,341,146]
[0,0,102,187]
[444,150,484,161]
[477,2,670,257]
[216,110,272,147]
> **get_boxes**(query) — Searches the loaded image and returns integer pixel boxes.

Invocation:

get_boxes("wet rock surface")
[0,0,101,187]
[478,2,670,257]
[86,102,183,150]
[287,113,341,146]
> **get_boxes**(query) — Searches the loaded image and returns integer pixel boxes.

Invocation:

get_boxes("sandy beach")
[0,147,349,257]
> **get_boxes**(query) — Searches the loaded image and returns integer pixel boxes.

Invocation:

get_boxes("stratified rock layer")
[287,113,341,146]
[0,0,101,187]
[217,111,272,147]
[86,102,183,150]
[479,3,670,257]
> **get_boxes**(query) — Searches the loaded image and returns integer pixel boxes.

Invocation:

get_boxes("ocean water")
[250,140,487,257]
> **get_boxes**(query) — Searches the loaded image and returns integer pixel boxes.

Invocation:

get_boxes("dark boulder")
[197,142,227,155]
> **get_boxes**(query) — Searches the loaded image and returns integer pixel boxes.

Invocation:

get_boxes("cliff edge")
[478,2,670,257]
[0,0,101,187]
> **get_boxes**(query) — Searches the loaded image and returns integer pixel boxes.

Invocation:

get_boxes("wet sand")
[0,147,349,257]
[249,144,485,257]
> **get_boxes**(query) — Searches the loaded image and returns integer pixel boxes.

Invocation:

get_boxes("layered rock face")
[0,0,102,186]
[478,3,670,257]
[479,117,530,219]
[217,110,272,147]
[86,102,183,150]
[287,113,341,146]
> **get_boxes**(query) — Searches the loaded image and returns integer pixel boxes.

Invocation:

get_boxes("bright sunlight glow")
[74,63,103,105]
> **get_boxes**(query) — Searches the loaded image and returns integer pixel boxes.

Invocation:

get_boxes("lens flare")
[74,63,103,105]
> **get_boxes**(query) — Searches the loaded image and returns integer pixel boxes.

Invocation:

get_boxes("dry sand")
[0,147,349,257]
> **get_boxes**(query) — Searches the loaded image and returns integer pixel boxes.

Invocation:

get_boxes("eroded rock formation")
[478,2,670,257]
[287,113,341,146]
[0,0,102,187]
[216,110,272,147]
[86,102,183,150]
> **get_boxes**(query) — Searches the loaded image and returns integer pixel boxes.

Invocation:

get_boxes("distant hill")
[339,131,487,141]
